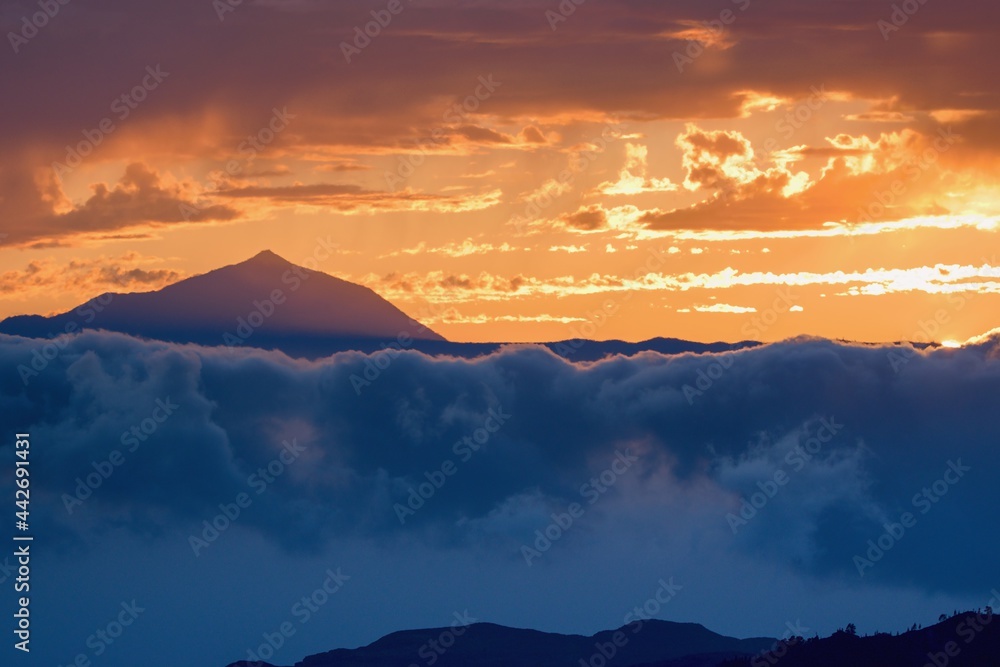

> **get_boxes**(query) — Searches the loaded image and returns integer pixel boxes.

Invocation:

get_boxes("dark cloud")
[560,204,608,231]
[632,125,953,231]
[3,0,998,242]
[212,181,500,212]
[4,0,998,156]
[456,125,514,144]
[0,162,239,247]
[520,126,547,144]
[0,254,182,295]
[214,182,367,199]
[2,330,999,596]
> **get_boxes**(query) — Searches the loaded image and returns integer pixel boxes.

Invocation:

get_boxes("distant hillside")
[225,620,776,667]
[716,611,999,667]
[224,611,1000,667]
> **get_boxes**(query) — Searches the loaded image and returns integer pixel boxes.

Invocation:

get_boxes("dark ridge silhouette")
[387,336,761,362]
[0,251,948,362]
[0,250,760,360]
[224,620,777,667]
[226,611,1000,667]
[716,610,998,667]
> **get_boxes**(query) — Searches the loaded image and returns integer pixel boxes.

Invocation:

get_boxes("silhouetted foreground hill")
[716,611,999,667]
[225,620,776,667]
[227,612,1000,667]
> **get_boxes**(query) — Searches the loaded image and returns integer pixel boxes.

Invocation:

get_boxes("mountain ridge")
[224,611,1000,667]
[0,250,446,351]
[226,619,778,667]
[1,250,969,361]
[0,250,762,360]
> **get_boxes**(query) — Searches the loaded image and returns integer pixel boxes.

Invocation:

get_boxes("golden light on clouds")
[0,0,997,345]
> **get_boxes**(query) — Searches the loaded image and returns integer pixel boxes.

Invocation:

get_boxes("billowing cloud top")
[4,329,999,596]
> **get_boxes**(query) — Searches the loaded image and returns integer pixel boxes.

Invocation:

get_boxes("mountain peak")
[246,249,290,265]
[228,619,777,667]
[0,251,446,352]
[233,249,298,273]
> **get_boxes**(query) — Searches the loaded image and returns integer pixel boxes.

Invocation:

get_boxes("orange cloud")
[0,252,183,303]
[0,163,239,248]
[595,144,677,195]
[213,183,503,215]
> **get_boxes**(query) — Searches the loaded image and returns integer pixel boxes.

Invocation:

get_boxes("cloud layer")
[3,330,999,597]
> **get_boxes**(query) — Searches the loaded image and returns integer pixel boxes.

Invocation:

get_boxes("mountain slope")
[717,611,1000,667]
[226,620,776,667]
[226,611,1000,667]
[0,250,445,352]
[0,250,765,359]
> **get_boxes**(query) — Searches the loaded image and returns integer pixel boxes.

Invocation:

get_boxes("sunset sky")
[3,0,999,343]
[7,4,1000,666]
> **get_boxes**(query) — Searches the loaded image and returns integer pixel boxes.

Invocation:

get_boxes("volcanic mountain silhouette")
[0,250,445,353]
[0,250,759,359]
